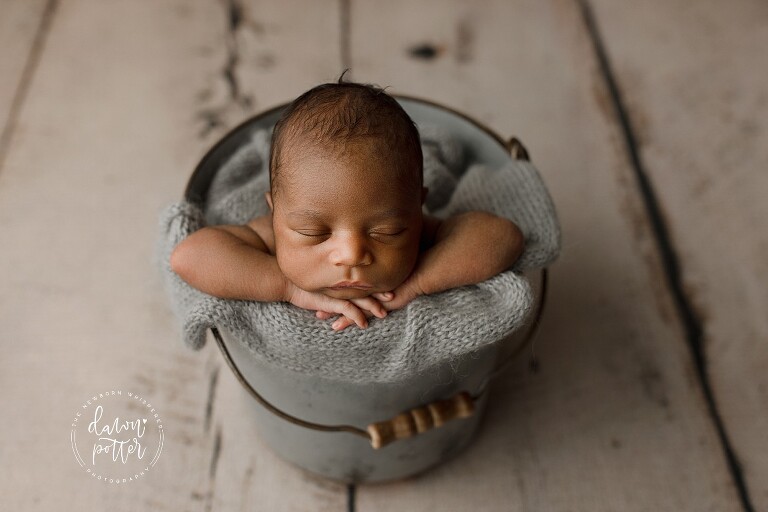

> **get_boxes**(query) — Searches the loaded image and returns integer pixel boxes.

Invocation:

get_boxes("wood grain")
[589,0,768,508]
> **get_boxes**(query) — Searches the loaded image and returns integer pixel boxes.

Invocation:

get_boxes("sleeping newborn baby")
[171,79,525,331]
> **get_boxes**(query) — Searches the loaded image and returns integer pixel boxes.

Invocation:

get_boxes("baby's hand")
[322,273,426,330]
[315,269,425,331]
[378,273,425,312]
[286,282,377,330]
[315,295,389,331]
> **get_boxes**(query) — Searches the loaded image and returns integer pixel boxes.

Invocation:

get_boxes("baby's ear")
[421,187,429,205]
[265,191,274,212]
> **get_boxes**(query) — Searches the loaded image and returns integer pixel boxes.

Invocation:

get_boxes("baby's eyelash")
[294,229,406,238]
[370,229,406,237]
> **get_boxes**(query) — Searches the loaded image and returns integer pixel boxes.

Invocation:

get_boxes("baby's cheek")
[276,248,312,286]
[379,249,418,288]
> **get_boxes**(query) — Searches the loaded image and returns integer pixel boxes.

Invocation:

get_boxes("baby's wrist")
[280,276,297,303]
[409,271,429,297]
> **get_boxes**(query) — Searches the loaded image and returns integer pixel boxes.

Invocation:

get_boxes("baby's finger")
[332,316,356,331]
[337,301,368,329]
[372,292,394,302]
[315,296,367,329]
[350,297,387,319]
[315,311,333,320]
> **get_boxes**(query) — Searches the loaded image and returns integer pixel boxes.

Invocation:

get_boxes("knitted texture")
[157,124,560,383]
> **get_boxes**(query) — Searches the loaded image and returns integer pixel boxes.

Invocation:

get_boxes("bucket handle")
[211,327,481,449]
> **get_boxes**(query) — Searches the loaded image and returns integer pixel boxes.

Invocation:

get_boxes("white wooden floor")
[2,1,766,510]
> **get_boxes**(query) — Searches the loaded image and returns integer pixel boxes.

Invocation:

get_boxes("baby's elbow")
[490,216,525,268]
[170,240,195,280]
[506,219,525,255]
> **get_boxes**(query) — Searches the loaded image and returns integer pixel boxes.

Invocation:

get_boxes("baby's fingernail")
[377,310,387,318]
[332,320,341,329]
[382,292,394,300]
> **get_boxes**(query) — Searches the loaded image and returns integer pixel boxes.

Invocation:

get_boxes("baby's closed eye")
[370,228,406,236]
[289,224,410,247]
[296,230,330,237]
[368,227,408,242]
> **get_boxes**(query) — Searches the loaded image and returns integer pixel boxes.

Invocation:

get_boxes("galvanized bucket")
[185,96,547,483]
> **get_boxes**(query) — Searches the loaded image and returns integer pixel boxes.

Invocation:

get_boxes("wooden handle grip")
[366,391,475,449]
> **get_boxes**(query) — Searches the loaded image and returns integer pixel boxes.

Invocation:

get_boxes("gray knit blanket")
[157,124,560,383]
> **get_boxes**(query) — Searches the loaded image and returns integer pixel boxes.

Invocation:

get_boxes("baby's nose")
[330,234,373,267]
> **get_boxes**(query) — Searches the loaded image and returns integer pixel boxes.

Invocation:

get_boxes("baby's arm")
[170,221,376,329]
[170,223,286,301]
[383,212,525,310]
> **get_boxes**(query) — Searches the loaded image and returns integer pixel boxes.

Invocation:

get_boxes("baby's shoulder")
[246,214,275,254]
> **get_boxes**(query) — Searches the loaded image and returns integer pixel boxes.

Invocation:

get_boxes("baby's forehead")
[285,204,414,220]
[281,136,407,175]
[272,131,421,200]
[280,160,413,195]
[276,153,419,210]
[277,182,419,227]
[282,132,389,158]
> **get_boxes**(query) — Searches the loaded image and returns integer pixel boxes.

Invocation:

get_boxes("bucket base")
[220,326,498,484]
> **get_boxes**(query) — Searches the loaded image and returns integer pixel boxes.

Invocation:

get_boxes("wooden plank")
[349,0,742,510]
[0,0,346,509]
[0,0,50,157]
[588,0,768,509]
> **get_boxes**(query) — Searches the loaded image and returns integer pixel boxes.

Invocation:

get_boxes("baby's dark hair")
[269,74,423,197]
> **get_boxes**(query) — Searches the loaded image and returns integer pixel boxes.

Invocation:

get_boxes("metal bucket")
[185,96,547,483]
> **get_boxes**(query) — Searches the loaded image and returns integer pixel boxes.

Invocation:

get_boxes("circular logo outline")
[70,390,164,483]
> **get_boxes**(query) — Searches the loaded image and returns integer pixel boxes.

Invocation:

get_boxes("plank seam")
[347,482,356,512]
[224,0,244,104]
[205,425,223,512]
[197,0,251,139]
[577,1,755,510]
[204,366,220,434]
[0,0,58,174]
[340,0,351,77]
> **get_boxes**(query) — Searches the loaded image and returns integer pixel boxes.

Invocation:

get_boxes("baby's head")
[266,79,425,300]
